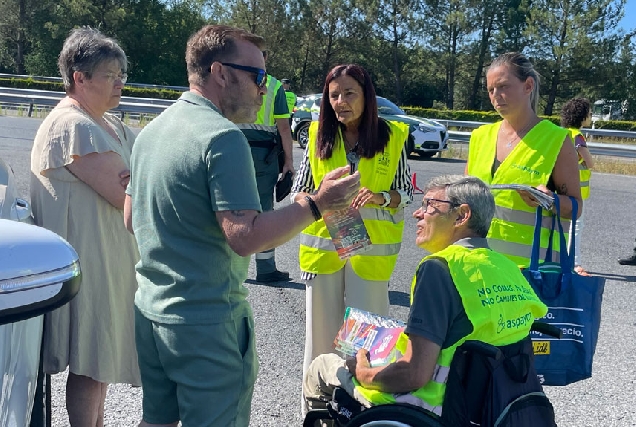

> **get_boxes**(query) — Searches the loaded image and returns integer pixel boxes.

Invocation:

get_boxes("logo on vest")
[376,152,390,176]
[510,163,540,176]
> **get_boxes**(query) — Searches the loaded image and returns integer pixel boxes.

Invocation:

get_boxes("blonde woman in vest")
[560,98,594,276]
[291,64,413,411]
[465,52,581,268]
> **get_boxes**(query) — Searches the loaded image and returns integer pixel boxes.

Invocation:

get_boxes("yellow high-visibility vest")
[299,120,408,281]
[568,128,591,200]
[354,244,547,412]
[467,120,568,268]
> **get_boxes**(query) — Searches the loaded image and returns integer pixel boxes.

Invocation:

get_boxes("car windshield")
[377,97,405,115]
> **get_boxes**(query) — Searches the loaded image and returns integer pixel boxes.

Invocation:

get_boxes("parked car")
[0,157,81,427]
[291,94,449,158]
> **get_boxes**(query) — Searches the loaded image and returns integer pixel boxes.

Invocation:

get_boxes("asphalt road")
[1,115,636,426]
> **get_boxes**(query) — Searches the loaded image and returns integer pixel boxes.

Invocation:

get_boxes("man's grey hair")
[58,27,127,93]
[423,175,495,237]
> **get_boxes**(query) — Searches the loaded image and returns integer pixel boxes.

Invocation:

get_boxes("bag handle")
[568,196,579,260]
[529,194,578,273]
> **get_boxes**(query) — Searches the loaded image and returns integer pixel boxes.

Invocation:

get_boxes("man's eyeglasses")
[97,72,128,85]
[221,63,267,89]
[421,198,460,213]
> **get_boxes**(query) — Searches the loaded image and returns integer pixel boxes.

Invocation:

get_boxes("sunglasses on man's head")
[221,63,267,89]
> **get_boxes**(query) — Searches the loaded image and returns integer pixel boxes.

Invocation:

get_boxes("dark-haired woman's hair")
[316,64,391,159]
[560,98,591,128]
[488,52,541,113]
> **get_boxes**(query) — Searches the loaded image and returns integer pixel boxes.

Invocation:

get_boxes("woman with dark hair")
[291,64,413,406]
[466,52,581,268]
[561,98,594,275]
[30,27,139,425]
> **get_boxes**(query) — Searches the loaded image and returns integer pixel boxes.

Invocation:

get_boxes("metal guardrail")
[1,85,635,157]
[0,73,189,92]
[441,120,636,157]
[0,89,168,118]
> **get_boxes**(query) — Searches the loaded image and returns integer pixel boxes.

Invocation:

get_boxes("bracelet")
[305,196,322,221]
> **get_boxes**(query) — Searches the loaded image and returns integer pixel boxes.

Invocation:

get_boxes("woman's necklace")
[503,120,537,148]
[343,132,358,152]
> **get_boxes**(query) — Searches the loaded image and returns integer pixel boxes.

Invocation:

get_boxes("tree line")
[1,0,634,116]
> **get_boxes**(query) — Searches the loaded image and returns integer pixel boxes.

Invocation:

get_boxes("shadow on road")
[408,155,466,164]
[590,272,636,283]
[245,278,306,290]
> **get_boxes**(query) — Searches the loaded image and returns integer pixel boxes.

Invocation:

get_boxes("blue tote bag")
[522,196,605,386]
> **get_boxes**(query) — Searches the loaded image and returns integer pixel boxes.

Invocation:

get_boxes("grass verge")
[441,143,636,176]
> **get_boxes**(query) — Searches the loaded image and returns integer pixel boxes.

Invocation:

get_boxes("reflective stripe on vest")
[298,120,409,280]
[569,128,591,200]
[354,245,548,411]
[467,120,568,268]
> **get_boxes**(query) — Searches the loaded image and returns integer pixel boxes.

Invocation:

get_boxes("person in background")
[238,53,295,283]
[282,78,297,122]
[303,175,547,419]
[560,98,594,275]
[124,25,360,427]
[618,239,636,265]
[30,27,140,426]
[465,52,581,268]
[291,64,413,414]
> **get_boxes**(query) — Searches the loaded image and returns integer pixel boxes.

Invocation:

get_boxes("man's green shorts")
[135,307,259,426]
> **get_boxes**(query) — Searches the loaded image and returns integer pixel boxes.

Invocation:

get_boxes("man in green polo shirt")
[125,24,361,427]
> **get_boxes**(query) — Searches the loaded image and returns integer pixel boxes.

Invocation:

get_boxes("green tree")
[525,0,627,115]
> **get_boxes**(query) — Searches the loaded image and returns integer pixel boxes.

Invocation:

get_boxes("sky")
[619,0,636,32]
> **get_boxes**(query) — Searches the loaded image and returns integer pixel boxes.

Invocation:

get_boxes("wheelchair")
[303,322,561,427]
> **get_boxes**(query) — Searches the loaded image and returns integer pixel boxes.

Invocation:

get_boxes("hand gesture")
[350,187,378,209]
[314,166,360,211]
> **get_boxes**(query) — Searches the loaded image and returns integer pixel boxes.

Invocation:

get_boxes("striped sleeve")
[290,146,315,202]
[391,145,413,208]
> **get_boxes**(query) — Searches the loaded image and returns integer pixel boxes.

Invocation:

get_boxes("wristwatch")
[380,191,391,208]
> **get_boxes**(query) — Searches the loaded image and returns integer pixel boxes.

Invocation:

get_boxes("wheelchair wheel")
[345,403,445,427]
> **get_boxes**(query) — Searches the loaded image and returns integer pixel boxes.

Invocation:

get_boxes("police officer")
[238,52,295,283]
[282,78,297,120]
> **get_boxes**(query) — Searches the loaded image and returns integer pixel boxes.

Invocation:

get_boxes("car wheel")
[297,122,310,149]
[406,135,416,159]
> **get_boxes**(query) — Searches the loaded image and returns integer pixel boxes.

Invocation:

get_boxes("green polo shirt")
[127,91,262,324]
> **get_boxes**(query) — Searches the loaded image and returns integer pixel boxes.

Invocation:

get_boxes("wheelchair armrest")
[460,340,502,360]
[531,321,562,339]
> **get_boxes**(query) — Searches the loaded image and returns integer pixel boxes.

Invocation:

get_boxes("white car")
[0,158,80,427]
[291,94,449,158]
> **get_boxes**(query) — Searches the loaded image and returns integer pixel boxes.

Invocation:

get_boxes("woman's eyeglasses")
[221,63,267,89]
[421,198,460,213]
[98,72,128,85]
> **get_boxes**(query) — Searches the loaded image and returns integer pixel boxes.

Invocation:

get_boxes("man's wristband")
[305,196,322,221]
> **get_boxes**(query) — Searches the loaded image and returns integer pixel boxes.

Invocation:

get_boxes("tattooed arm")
[542,135,583,219]
[215,166,361,256]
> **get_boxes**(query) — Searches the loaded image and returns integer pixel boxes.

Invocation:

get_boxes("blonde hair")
[489,52,540,113]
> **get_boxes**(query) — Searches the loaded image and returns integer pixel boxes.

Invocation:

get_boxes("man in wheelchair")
[303,175,556,427]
